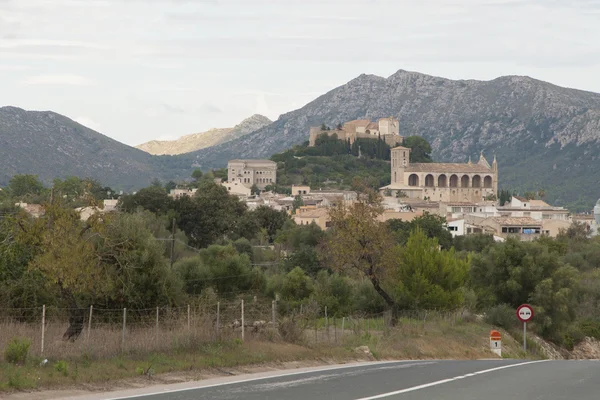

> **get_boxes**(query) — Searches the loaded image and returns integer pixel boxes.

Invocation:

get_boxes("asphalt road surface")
[68,359,600,400]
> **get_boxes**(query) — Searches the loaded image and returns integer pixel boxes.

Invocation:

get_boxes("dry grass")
[0,311,540,394]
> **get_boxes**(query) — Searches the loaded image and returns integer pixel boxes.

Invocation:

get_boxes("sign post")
[489,330,502,356]
[516,304,534,352]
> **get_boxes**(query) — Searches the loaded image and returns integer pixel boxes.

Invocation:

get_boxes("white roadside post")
[490,330,502,357]
[516,304,534,352]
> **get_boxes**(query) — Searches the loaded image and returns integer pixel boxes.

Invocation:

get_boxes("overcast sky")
[1,0,599,146]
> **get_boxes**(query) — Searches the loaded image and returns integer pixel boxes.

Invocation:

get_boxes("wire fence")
[0,301,473,360]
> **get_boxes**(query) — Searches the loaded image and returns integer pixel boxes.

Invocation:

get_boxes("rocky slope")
[136,114,271,155]
[184,71,600,209]
[0,107,189,190]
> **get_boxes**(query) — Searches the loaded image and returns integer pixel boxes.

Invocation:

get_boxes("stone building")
[227,159,277,189]
[308,117,403,147]
[381,146,498,203]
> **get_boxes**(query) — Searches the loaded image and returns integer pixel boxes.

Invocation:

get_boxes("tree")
[191,169,203,181]
[150,178,163,188]
[249,205,289,242]
[393,229,469,310]
[175,181,247,248]
[387,213,453,250]
[119,186,172,215]
[250,184,260,195]
[320,123,328,131]
[403,136,432,163]
[165,180,177,193]
[320,187,398,311]
[498,189,512,206]
[292,194,304,212]
[8,175,45,198]
[336,123,343,130]
[524,191,536,200]
[537,189,546,200]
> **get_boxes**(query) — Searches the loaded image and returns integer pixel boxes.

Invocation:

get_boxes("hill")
[183,71,600,210]
[0,107,190,190]
[136,114,271,155]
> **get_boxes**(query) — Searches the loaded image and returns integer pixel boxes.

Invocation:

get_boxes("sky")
[1,0,599,146]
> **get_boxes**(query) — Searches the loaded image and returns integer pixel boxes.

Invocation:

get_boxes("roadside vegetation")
[1,137,600,392]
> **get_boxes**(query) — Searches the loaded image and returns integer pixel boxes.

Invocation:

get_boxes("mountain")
[136,114,272,155]
[184,71,600,209]
[0,107,189,190]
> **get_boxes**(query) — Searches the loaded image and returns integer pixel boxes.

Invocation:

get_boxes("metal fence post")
[122,307,127,351]
[87,305,93,341]
[41,305,46,355]
[241,299,245,341]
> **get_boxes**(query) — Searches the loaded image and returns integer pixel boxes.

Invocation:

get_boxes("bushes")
[4,337,31,365]
[484,304,517,330]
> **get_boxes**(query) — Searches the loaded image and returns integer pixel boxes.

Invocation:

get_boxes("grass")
[0,312,544,393]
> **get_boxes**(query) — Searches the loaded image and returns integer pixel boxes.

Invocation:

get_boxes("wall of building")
[228,161,277,189]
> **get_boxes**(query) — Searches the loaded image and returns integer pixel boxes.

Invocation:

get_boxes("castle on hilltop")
[308,117,404,147]
[381,146,498,203]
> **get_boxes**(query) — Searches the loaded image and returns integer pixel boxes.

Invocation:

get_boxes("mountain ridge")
[182,69,600,208]
[136,114,272,155]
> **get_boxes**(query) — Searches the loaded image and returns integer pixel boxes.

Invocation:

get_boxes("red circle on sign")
[490,330,502,340]
[516,304,534,322]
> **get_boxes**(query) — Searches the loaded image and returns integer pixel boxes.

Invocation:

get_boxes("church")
[381,146,498,203]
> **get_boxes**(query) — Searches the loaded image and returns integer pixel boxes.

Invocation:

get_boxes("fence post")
[155,307,159,344]
[41,305,46,355]
[216,302,220,338]
[241,299,245,341]
[272,300,276,329]
[325,306,329,342]
[87,305,93,341]
[334,317,337,343]
[122,307,127,351]
[187,304,191,331]
[341,317,345,338]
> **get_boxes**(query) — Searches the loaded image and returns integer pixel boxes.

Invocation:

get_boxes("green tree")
[292,194,304,212]
[249,205,289,242]
[250,184,260,195]
[498,189,512,206]
[191,169,203,181]
[404,136,432,163]
[8,175,44,198]
[165,181,177,193]
[174,181,247,248]
[387,213,453,249]
[393,229,469,310]
[119,186,172,215]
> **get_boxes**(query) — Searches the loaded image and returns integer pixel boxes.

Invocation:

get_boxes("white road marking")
[97,360,429,400]
[353,359,549,400]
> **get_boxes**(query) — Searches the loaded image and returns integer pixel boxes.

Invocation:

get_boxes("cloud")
[74,116,102,132]
[22,74,95,85]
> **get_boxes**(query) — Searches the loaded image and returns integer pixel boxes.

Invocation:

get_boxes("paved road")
[69,359,600,400]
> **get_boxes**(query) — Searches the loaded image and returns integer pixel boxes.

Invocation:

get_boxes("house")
[381,147,498,203]
[222,181,252,196]
[15,202,45,218]
[497,196,569,221]
[292,185,311,196]
[227,159,277,189]
[169,188,197,199]
[292,207,331,230]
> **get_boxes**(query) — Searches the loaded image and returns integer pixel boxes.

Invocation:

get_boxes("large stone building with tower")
[381,146,498,203]
[309,117,404,147]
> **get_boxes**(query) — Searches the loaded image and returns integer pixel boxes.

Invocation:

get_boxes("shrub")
[4,337,31,365]
[484,304,517,330]
[580,319,600,340]
[278,315,304,344]
[54,360,68,376]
